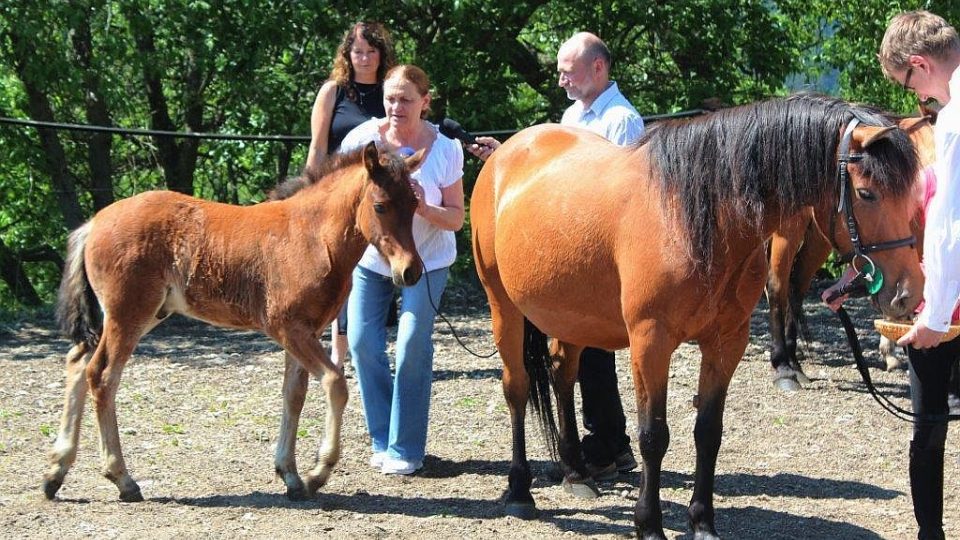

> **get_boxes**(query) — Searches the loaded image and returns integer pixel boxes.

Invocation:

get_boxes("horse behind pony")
[44,142,423,502]
[471,94,923,538]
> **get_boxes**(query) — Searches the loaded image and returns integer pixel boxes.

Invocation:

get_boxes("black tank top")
[327,82,385,154]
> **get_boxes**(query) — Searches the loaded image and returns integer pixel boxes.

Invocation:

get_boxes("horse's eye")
[373,203,386,214]
[856,188,877,202]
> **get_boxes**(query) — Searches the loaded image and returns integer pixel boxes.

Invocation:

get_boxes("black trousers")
[578,346,629,465]
[907,339,958,446]
[906,338,959,540]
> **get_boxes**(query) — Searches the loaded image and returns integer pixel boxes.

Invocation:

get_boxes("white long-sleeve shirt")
[917,65,960,331]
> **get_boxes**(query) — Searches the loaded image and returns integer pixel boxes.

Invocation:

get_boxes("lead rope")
[417,253,499,359]
[834,306,959,423]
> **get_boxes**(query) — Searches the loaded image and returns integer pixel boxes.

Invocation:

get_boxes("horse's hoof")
[693,529,721,540]
[793,370,811,385]
[562,478,600,499]
[773,376,801,392]
[286,485,308,501]
[118,487,144,503]
[504,501,537,520]
[42,478,62,500]
[885,358,907,372]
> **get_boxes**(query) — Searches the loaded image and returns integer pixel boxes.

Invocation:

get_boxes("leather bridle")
[828,117,917,298]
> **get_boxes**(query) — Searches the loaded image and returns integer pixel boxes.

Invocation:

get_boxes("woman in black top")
[307,21,396,163]
[307,21,396,365]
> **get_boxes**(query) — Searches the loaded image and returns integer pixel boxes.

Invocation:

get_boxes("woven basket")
[874,319,960,343]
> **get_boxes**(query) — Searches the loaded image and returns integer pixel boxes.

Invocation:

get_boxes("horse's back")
[472,124,675,347]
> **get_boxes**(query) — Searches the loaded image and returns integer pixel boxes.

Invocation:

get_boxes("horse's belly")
[494,232,629,349]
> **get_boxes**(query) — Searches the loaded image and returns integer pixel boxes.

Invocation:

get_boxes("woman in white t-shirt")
[339,64,464,476]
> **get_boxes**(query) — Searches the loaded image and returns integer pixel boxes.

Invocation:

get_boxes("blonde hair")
[385,65,432,119]
[879,10,960,78]
[329,22,397,101]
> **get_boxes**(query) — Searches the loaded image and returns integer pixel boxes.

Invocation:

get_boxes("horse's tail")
[523,318,560,462]
[56,222,101,348]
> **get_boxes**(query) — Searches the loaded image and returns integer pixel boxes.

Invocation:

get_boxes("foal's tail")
[523,318,560,461]
[56,222,101,348]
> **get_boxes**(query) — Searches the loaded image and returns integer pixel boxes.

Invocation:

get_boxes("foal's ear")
[403,148,426,172]
[361,141,380,173]
[852,125,896,149]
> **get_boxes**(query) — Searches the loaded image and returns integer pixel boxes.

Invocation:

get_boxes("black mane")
[643,93,919,271]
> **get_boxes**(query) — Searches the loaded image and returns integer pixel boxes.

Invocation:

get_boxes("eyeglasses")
[902,67,914,90]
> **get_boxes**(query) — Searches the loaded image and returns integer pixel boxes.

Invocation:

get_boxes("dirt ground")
[1,286,957,539]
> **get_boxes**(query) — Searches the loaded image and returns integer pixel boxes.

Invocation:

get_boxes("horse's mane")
[269,147,368,201]
[643,93,919,271]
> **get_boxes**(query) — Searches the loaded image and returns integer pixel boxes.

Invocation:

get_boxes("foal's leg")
[87,318,144,502]
[275,352,310,500]
[278,328,347,497]
[552,341,598,498]
[43,343,92,499]
[686,320,751,540]
[628,322,677,540]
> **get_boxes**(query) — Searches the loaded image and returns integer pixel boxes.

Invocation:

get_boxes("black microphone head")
[439,117,476,144]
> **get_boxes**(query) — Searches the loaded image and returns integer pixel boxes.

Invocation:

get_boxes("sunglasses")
[902,67,914,90]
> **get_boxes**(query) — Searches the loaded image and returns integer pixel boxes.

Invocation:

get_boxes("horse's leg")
[784,218,832,382]
[87,318,144,502]
[879,335,907,371]
[278,328,347,497]
[275,351,310,500]
[43,343,92,499]
[686,320,750,540]
[488,295,537,518]
[552,341,599,498]
[766,229,802,391]
[629,323,676,540]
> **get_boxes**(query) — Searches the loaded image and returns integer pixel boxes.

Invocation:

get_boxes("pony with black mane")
[471,93,924,538]
[44,142,424,503]
[763,107,935,389]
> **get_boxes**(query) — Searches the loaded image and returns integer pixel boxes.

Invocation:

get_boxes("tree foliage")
[0,1,950,309]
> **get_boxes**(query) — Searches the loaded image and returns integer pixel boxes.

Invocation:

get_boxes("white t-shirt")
[340,118,464,276]
[918,65,960,331]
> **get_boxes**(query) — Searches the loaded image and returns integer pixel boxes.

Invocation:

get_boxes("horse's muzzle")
[394,263,423,287]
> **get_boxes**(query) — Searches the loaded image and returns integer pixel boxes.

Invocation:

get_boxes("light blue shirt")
[560,81,645,145]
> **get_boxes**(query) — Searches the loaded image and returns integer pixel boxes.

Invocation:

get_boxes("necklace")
[353,82,378,109]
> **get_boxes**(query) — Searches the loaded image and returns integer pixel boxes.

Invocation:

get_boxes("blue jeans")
[347,265,448,462]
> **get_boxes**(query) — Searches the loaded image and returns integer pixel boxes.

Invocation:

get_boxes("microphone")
[439,117,477,145]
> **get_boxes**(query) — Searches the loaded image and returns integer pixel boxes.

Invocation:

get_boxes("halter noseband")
[829,117,916,297]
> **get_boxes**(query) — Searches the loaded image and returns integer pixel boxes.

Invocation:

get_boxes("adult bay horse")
[470,94,923,539]
[766,112,935,390]
[44,142,423,503]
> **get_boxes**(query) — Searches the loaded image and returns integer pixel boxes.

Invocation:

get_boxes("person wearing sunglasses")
[879,10,960,540]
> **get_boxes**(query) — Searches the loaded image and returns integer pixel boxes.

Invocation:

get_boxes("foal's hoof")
[504,501,538,520]
[562,478,600,499]
[42,478,63,500]
[118,487,144,503]
[773,375,801,392]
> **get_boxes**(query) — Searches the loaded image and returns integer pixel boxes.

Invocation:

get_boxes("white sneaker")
[381,456,423,475]
[369,451,387,468]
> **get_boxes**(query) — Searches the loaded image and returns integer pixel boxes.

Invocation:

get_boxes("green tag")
[863,260,884,295]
